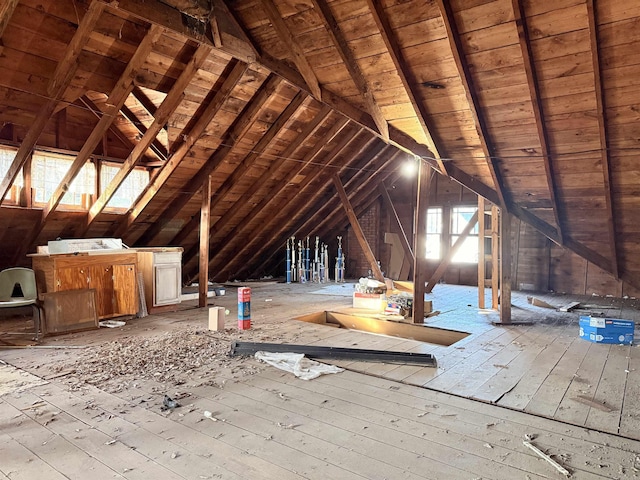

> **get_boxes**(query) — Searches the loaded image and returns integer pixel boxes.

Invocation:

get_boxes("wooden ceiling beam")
[259,0,321,99]
[119,104,168,161]
[511,0,564,244]
[129,74,282,246]
[311,0,388,141]
[586,0,619,279]
[84,44,211,232]
[144,89,306,246]
[364,0,445,172]
[111,60,249,238]
[169,104,332,247]
[0,1,106,204]
[188,126,367,282]
[0,0,19,54]
[435,0,508,209]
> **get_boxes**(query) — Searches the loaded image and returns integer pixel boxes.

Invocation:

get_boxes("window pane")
[101,164,149,209]
[426,233,440,260]
[451,206,479,263]
[0,147,23,200]
[32,153,94,206]
[451,206,479,235]
[425,207,442,259]
[451,236,479,263]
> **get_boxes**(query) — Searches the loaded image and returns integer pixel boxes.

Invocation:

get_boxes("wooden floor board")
[619,344,640,438]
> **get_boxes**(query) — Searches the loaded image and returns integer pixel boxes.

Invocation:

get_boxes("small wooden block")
[208,306,225,331]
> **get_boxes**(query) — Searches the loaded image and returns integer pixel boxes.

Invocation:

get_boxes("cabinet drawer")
[153,252,182,264]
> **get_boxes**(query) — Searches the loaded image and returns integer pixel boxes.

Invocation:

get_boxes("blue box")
[579,316,635,345]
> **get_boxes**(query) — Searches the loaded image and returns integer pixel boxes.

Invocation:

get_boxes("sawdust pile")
[53,327,254,388]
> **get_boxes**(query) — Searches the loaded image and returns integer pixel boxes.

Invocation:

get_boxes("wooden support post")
[378,182,414,265]
[199,175,212,308]
[491,204,500,310]
[478,196,485,309]
[412,161,433,323]
[332,173,385,283]
[500,208,512,324]
[425,210,478,293]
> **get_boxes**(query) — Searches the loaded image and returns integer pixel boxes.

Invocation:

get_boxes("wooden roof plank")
[435,0,508,209]
[119,104,169,161]
[310,0,389,141]
[0,0,19,53]
[0,0,105,204]
[511,0,565,244]
[85,43,212,229]
[259,0,321,99]
[111,59,249,238]
[364,0,446,172]
[586,0,619,279]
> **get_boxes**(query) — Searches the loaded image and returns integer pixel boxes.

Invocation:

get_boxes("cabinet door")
[88,266,115,318]
[154,264,181,306]
[56,267,89,291]
[113,264,138,315]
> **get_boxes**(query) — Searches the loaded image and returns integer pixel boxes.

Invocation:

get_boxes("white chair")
[0,268,43,340]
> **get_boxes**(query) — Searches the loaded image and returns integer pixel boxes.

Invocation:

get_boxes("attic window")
[32,152,95,207]
[101,163,149,209]
[451,206,479,263]
[0,146,23,203]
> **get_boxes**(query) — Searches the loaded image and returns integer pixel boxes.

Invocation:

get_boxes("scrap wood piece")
[527,296,555,309]
[230,341,437,367]
[558,301,581,312]
[572,395,614,412]
[523,441,571,477]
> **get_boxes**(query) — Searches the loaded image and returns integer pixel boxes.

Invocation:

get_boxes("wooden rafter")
[111,60,249,238]
[0,1,106,203]
[586,0,618,279]
[364,0,445,172]
[84,44,211,231]
[210,0,260,59]
[130,74,281,246]
[435,0,508,209]
[192,126,367,281]
[41,26,162,222]
[311,0,388,141]
[511,0,564,244]
[259,0,321,99]
[119,104,168,161]
[147,90,306,246]
[169,104,332,247]
[79,96,141,154]
[333,173,385,282]
[187,118,353,277]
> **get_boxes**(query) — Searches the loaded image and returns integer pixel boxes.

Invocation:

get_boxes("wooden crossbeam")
[364,0,445,172]
[79,96,139,154]
[511,0,564,244]
[0,1,105,203]
[260,0,321,99]
[190,127,367,282]
[425,210,479,293]
[119,104,168,161]
[311,0,388,141]
[333,174,385,282]
[84,44,211,231]
[158,90,306,247]
[111,60,248,238]
[586,0,618,279]
[130,74,281,247]
[378,182,415,265]
[169,104,332,247]
[435,0,508,209]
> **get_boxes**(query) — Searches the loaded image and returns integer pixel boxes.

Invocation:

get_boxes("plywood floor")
[1,281,640,479]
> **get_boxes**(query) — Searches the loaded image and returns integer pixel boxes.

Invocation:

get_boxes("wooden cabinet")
[31,252,139,320]
[136,248,182,313]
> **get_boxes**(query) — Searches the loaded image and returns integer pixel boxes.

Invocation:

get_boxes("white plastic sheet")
[254,351,344,380]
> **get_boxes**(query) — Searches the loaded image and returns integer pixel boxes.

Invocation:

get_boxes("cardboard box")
[208,306,225,331]
[579,316,634,345]
[353,292,386,311]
